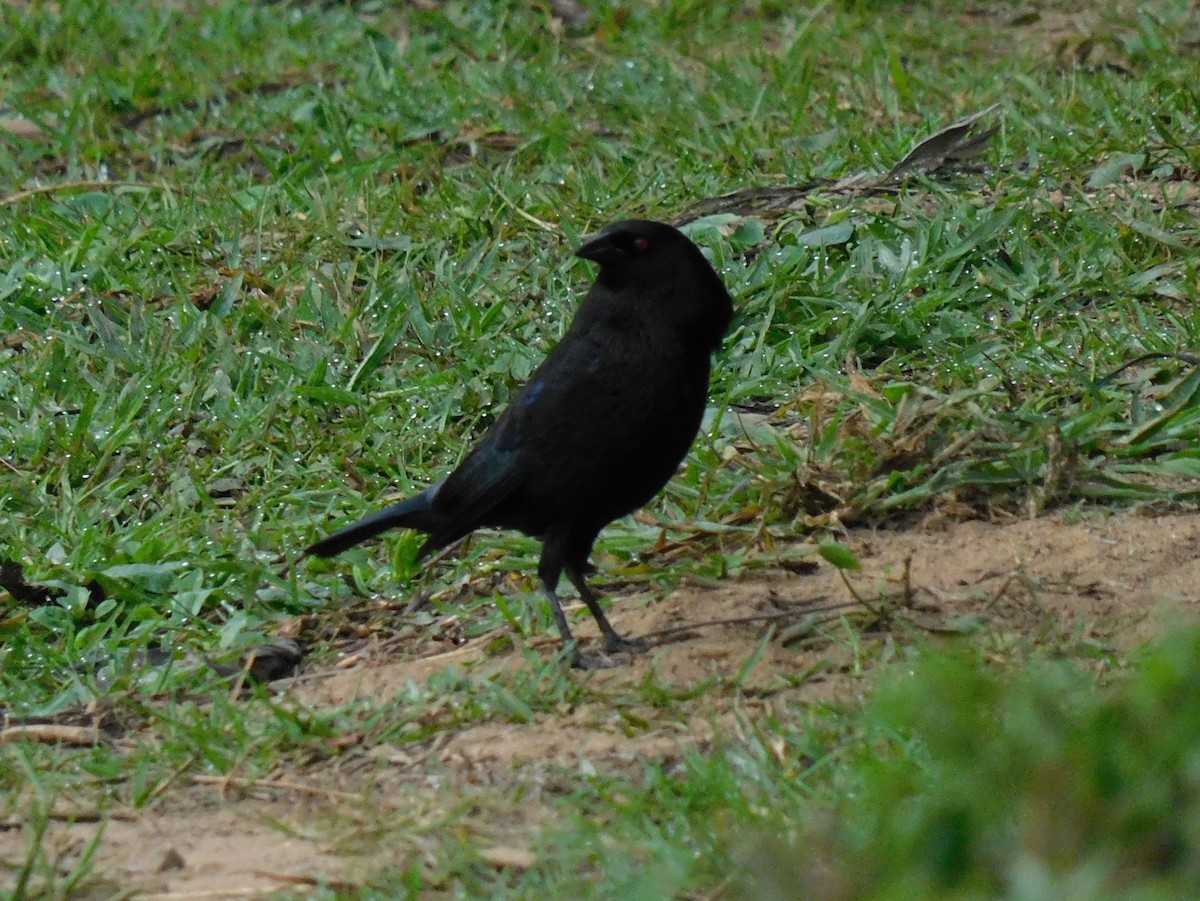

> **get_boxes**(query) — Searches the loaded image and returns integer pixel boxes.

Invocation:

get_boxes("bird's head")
[574,219,696,273]
[574,220,734,350]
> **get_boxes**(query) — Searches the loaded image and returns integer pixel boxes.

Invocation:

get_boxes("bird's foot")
[603,634,649,655]
[562,635,647,669]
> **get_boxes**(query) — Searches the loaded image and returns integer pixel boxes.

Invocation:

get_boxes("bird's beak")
[575,233,617,263]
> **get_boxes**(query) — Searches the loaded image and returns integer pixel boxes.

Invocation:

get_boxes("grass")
[2,0,1200,897]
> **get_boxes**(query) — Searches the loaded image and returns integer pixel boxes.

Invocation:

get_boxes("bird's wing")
[433,427,524,529]
[432,331,605,530]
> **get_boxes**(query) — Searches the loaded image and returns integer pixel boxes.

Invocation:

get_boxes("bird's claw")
[565,635,649,668]
[603,635,649,655]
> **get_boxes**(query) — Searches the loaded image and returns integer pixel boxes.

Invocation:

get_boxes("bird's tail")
[304,487,444,558]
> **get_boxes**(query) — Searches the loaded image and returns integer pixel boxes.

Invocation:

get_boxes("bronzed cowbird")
[305,220,734,667]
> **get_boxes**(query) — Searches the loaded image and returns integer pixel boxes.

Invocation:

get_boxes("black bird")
[305,220,734,667]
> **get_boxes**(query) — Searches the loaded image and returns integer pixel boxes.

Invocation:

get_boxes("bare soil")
[7,508,1200,898]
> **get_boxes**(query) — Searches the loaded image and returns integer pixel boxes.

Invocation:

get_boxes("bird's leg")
[539,550,617,669]
[565,563,649,655]
[541,584,624,669]
[541,584,582,664]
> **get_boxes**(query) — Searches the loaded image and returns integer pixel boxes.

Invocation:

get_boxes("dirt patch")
[7,508,1200,897]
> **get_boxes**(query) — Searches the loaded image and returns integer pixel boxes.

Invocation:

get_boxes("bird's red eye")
[633,238,651,252]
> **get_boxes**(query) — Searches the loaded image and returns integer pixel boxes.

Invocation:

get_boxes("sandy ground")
[7,507,1200,897]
